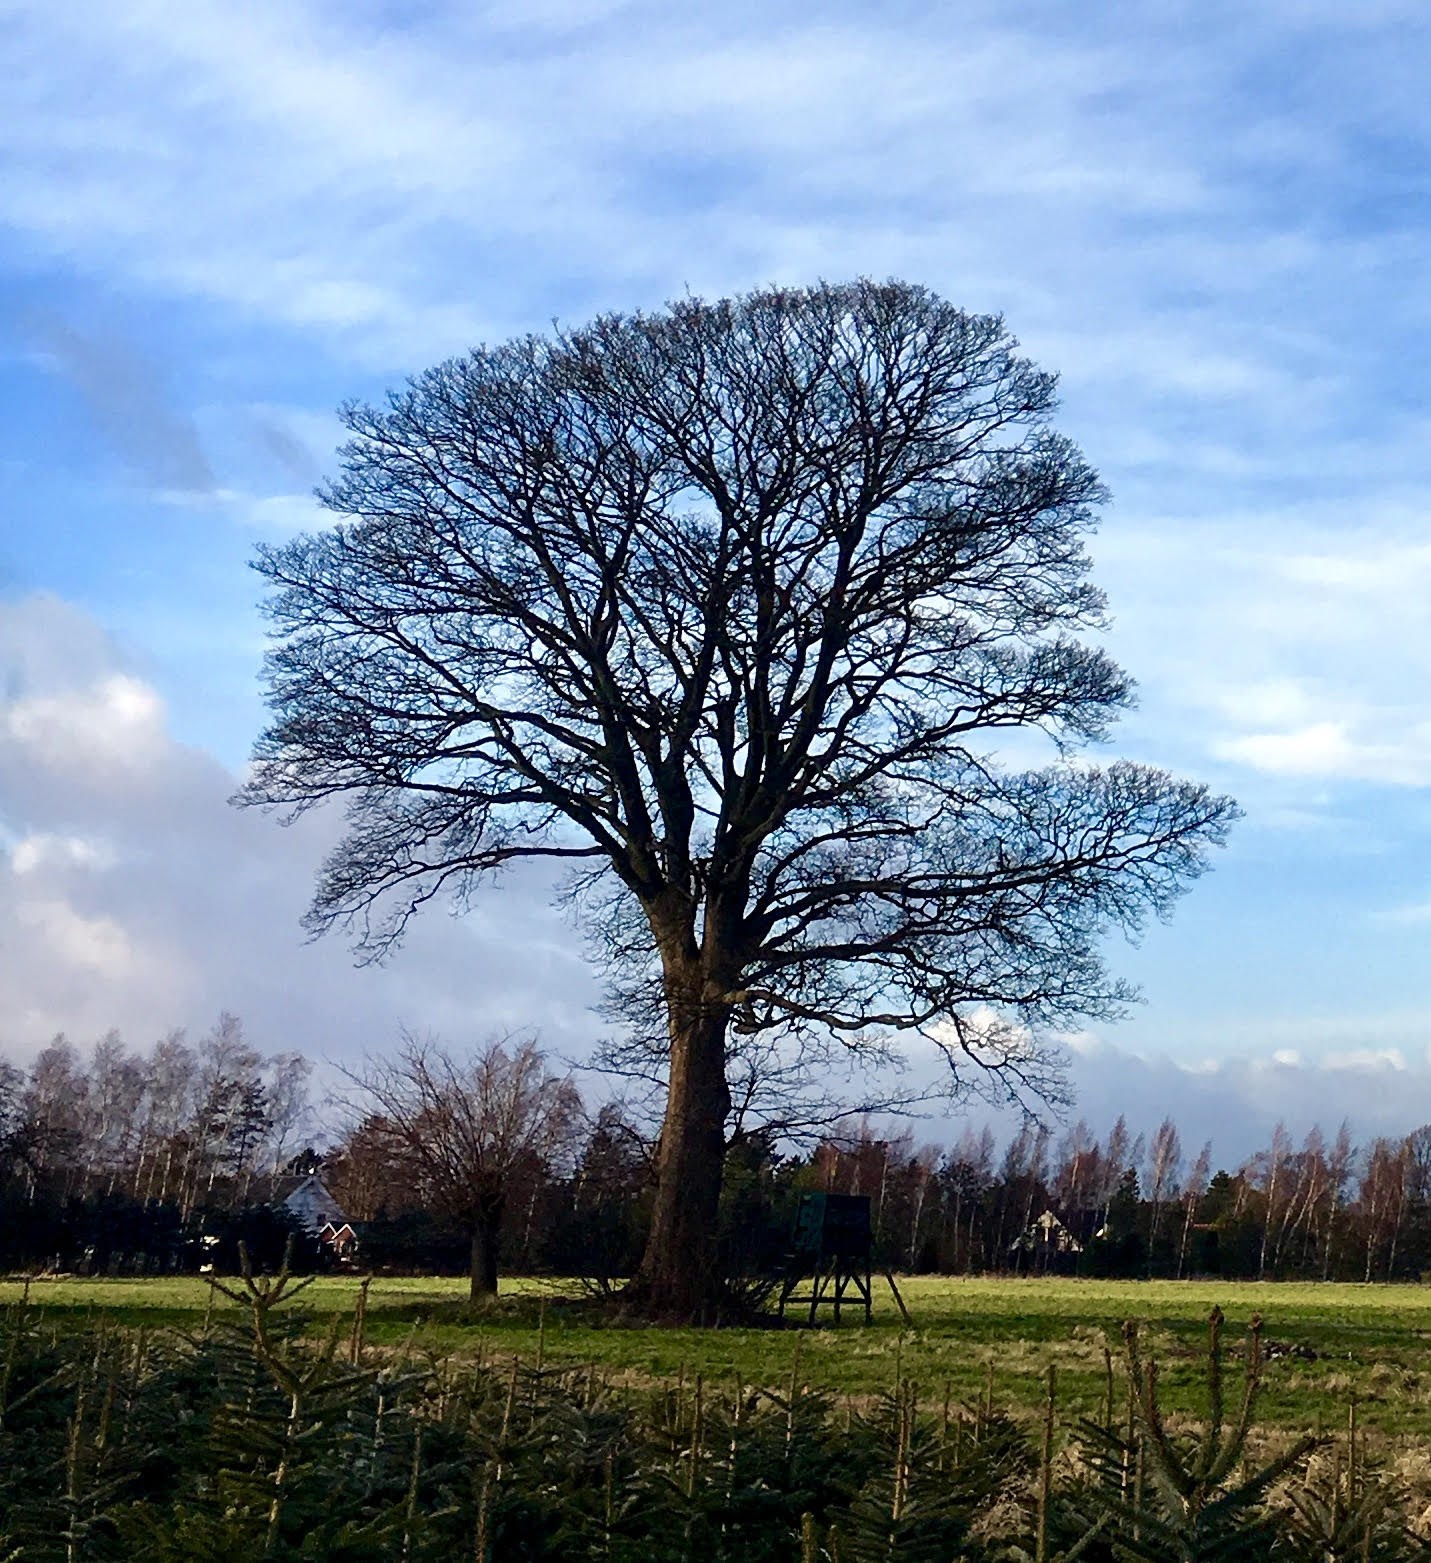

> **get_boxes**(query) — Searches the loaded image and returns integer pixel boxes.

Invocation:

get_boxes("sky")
[3,0,1431,1159]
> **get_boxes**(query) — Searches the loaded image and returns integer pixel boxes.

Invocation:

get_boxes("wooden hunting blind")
[776,1192,910,1326]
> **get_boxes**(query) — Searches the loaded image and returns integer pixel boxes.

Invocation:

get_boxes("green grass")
[4,1273,1429,1438]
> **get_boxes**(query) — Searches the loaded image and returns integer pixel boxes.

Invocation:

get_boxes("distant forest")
[3,1015,1429,1285]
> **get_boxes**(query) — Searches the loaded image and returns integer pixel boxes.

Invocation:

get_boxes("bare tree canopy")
[240,278,1236,1316]
[340,1033,580,1300]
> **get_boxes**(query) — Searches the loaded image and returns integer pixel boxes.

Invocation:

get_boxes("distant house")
[318,1220,359,1261]
[276,1174,358,1261]
[1010,1209,1083,1260]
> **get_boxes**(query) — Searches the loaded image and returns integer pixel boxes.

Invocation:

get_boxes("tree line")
[770,1115,1431,1286]
[0,1016,316,1273]
[5,1024,1431,1287]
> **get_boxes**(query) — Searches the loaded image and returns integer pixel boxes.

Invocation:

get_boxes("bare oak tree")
[340,1033,580,1300]
[240,279,1236,1317]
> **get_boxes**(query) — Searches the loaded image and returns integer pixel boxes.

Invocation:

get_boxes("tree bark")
[629,971,732,1320]
[469,1201,502,1302]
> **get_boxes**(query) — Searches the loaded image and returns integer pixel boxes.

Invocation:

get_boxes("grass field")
[5,1272,1430,1441]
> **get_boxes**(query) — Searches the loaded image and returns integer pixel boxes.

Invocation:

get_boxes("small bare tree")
[341,1033,581,1300]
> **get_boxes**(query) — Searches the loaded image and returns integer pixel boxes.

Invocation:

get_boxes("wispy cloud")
[1094,513,1431,794]
[4,0,1418,384]
[22,313,213,492]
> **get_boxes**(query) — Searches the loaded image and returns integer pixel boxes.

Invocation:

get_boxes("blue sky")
[3,0,1431,1154]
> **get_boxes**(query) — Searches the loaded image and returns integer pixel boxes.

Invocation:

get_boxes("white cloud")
[1213,722,1356,778]
[1031,1034,1431,1156]
[10,833,114,875]
[895,1024,1431,1162]
[1211,679,1317,731]
[1207,716,1431,785]
[1093,512,1431,796]
[0,593,600,1067]
[5,673,167,772]
[233,492,332,535]
[16,898,140,981]
[1324,1047,1407,1072]
[1212,719,1431,787]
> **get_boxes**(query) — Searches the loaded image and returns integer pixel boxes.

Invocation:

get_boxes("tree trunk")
[1258,1167,1277,1280]
[630,981,731,1321]
[1177,1199,1194,1279]
[469,1203,502,1302]
[908,1180,927,1271]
